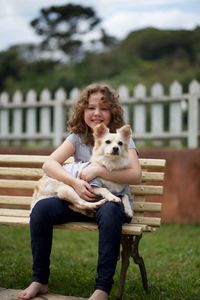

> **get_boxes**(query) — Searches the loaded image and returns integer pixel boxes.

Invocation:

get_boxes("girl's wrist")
[98,165,107,178]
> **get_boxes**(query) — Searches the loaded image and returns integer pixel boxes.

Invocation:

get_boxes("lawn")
[0,224,200,300]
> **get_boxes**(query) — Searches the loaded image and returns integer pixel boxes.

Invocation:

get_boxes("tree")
[30,4,116,61]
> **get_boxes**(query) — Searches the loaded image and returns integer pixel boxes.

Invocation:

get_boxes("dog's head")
[92,123,132,169]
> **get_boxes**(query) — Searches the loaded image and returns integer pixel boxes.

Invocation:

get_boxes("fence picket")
[39,89,52,146]
[133,84,146,147]
[188,80,200,148]
[151,83,164,146]
[54,88,66,146]
[26,90,37,145]
[118,85,129,123]
[169,81,182,147]
[12,91,23,146]
[0,92,9,146]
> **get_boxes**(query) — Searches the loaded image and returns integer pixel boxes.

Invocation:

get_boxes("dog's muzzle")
[112,147,119,155]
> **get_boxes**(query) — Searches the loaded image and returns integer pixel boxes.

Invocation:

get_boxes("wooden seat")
[0,154,166,299]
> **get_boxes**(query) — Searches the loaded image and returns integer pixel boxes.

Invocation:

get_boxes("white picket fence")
[0,80,200,148]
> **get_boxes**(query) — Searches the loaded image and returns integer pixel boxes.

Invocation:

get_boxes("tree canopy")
[30,3,116,61]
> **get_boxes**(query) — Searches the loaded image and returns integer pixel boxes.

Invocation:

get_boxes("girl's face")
[84,91,111,130]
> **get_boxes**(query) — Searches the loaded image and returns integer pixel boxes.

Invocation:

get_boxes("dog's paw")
[83,198,106,209]
[106,195,121,203]
[125,208,133,220]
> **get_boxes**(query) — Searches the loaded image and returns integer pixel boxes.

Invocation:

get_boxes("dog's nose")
[112,147,119,154]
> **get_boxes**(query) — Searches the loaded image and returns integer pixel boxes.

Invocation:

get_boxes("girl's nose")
[94,108,101,115]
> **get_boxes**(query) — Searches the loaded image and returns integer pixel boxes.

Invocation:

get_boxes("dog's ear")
[117,125,132,141]
[93,123,109,138]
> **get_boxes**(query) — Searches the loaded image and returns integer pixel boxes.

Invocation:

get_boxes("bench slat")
[0,155,165,168]
[0,215,147,235]
[0,179,164,195]
[130,185,163,195]
[0,167,164,182]
[132,216,161,227]
[139,158,166,168]
[0,155,73,165]
[134,202,162,212]
[0,208,161,227]
[0,196,161,213]
[55,222,145,235]
[0,208,29,217]
[0,196,31,206]
[142,171,164,182]
[0,179,37,189]
[0,167,43,178]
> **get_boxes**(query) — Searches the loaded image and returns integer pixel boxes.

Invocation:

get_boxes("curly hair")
[67,83,125,144]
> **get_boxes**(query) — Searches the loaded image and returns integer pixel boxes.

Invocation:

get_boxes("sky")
[0,0,200,52]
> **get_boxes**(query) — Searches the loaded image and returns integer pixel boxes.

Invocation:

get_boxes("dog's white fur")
[31,123,133,219]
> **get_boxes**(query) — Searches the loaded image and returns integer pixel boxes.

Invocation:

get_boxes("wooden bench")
[0,154,166,299]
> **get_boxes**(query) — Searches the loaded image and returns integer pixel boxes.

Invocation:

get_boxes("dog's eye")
[105,140,111,144]
[118,141,123,146]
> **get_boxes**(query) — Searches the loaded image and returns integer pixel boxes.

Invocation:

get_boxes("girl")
[18,83,141,300]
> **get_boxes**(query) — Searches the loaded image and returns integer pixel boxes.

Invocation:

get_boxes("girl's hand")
[80,164,105,182]
[72,178,96,202]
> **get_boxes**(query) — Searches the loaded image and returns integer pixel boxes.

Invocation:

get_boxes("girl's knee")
[96,201,124,223]
[30,197,58,224]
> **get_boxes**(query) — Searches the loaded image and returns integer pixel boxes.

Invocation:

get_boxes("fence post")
[0,92,9,146]
[39,89,51,146]
[26,90,37,146]
[169,81,182,147]
[133,84,146,147]
[118,85,129,123]
[53,88,66,147]
[12,91,23,146]
[151,83,164,146]
[188,80,200,148]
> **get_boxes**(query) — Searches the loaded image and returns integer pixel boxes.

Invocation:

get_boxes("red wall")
[140,148,200,224]
[1,147,200,224]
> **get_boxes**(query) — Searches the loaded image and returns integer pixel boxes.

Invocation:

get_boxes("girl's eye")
[118,141,123,146]
[88,106,95,110]
[105,140,111,144]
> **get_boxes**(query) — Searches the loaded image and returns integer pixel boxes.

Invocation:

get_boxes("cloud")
[0,0,199,51]
[102,9,200,38]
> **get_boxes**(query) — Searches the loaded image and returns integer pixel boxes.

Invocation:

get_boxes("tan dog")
[32,123,133,219]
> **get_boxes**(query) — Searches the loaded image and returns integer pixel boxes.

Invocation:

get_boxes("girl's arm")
[80,149,142,185]
[42,139,95,201]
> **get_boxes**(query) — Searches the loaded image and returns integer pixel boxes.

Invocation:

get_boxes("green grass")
[0,224,200,299]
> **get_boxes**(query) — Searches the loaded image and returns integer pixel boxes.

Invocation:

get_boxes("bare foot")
[17,282,48,299]
[88,289,108,300]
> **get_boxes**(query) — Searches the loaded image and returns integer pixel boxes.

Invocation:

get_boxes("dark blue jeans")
[30,197,126,294]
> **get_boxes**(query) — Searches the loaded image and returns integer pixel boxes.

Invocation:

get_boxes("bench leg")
[117,234,148,299]
[117,235,132,299]
[132,235,149,292]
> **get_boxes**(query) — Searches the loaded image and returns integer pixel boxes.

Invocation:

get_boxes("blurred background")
[0,0,200,224]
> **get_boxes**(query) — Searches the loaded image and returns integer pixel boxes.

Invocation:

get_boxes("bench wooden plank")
[0,167,43,178]
[0,167,164,182]
[0,215,144,235]
[0,208,161,228]
[134,202,162,212]
[139,158,166,168]
[0,196,162,213]
[0,154,165,168]
[0,179,164,196]
[0,195,31,205]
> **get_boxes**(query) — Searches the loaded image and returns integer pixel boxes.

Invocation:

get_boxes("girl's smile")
[84,92,111,130]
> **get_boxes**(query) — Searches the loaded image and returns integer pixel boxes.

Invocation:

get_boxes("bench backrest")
[0,154,166,233]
